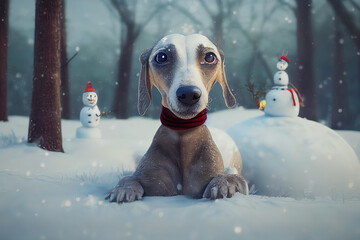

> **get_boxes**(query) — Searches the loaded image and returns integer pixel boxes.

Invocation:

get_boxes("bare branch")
[169,2,203,28]
[199,0,215,18]
[258,3,280,39]
[135,6,163,38]
[350,0,360,12]
[327,0,360,50]
[278,0,296,16]
[110,0,133,26]
[230,20,272,80]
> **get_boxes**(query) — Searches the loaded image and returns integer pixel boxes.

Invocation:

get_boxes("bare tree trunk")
[296,0,317,120]
[331,19,348,129]
[112,25,135,119]
[213,14,224,48]
[327,0,360,51]
[0,0,9,121]
[60,0,70,119]
[28,0,64,152]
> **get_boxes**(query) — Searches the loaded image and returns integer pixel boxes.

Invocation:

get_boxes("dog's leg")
[203,174,249,200]
[106,176,144,203]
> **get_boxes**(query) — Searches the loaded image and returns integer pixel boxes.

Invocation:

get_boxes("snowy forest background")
[3,0,360,130]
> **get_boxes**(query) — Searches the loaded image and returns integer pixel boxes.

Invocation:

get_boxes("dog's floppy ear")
[138,48,153,115]
[216,48,236,108]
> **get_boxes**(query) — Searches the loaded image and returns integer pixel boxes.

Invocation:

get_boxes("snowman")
[76,82,101,138]
[264,52,303,117]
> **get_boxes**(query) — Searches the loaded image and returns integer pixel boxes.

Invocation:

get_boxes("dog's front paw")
[203,174,248,200]
[105,176,144,203]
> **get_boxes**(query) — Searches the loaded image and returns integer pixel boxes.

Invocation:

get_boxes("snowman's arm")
[99,111,113,117]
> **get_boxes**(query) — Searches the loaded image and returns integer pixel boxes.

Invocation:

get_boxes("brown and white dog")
[106,34,248,203]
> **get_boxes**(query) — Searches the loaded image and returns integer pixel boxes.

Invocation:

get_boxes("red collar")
[160,107,207,130]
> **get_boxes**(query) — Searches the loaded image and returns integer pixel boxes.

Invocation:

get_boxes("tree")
[109,0,160,119]
[60,0,71,119]
[331,19,348,129]
[295,0,317,120]
[0,0,9,121]
[198,0,240,48]
[327,0,360,116]
[327,0,360,51]
[28,0,64,152]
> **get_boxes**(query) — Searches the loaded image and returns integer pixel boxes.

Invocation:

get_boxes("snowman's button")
[88,114,91,116]
[88,121,91,123]
[273,98,276,101]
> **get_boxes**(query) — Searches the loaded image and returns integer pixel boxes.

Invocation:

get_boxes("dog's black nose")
[176,86,202,105]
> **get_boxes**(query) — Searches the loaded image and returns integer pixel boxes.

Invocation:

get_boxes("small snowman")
[264,52,303,117]
[76,82,101,138]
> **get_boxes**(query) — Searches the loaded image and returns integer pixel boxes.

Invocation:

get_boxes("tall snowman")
[76,82,101,138]
[264,52,303,117]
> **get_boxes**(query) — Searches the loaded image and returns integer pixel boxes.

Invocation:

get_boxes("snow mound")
[228,115,360,198]
[208,127,240,174]
[76,126,102,138]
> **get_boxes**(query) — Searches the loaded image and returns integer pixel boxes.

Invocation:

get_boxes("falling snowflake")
[181,23,195,34]
[27,38,34,45]
[61,200,72,207]
[234,226,242,234]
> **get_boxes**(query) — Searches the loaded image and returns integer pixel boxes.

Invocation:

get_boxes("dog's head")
[138,34,236,119]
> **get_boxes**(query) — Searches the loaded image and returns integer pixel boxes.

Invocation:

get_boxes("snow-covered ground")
[1,108,360,240]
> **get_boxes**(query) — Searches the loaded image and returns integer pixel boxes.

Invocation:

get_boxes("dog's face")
[138,34,236,119]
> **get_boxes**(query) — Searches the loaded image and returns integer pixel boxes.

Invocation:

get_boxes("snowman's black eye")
[279,78,281,80]
[205,52,217,63]
[273,98,276,101]
[155,52,168,64]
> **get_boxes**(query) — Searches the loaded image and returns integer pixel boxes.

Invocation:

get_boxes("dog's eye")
[155,52,168,64]
[204,52,217,63]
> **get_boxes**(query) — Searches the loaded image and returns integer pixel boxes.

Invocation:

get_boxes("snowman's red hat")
[280,55,290,63]
[85,81,95,92]
[280,50,290,63]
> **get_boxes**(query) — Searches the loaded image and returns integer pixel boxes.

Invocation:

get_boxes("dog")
[106,34,248,203]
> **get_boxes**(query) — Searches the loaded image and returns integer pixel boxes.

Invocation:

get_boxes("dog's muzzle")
[176,86,202,105]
